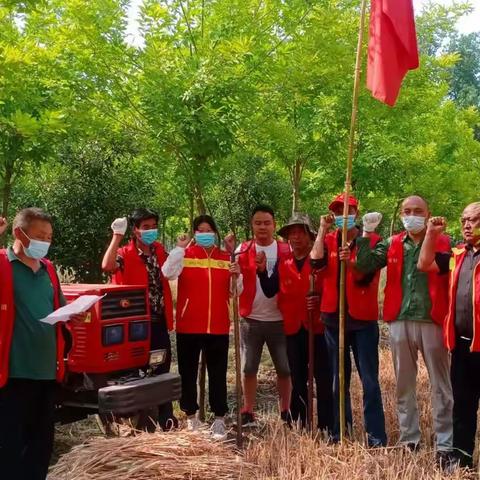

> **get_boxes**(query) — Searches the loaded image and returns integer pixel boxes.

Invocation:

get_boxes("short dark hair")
[193,214,218,233]
[129,208,159,228]
[251,204,275,219]
[13,207,52,231]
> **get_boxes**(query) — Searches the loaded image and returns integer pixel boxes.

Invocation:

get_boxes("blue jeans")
[325,322,387,446]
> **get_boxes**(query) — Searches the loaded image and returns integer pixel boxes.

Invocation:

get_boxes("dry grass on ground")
[51,345,479,479]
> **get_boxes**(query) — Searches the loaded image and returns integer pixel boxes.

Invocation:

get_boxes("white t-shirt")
[249,240,283,322]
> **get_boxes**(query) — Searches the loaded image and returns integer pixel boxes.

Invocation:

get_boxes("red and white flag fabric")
[367,0,419,106]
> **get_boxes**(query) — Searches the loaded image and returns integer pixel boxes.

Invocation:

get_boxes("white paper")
[40,294,105,325]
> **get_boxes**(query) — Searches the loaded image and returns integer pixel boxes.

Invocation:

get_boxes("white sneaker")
[186,415,203,432]
[210,417,228,441]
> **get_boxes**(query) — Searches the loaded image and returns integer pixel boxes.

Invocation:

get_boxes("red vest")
[0,249,63,388]
[321,230,381,321]
[176,245,231,335]
[113,240,174,331]
[238,240,291,318]
[278,253,324,335]
[444,245,480,352]
[383,232,450,324]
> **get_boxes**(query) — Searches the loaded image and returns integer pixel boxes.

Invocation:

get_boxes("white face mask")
[402,215,426,234]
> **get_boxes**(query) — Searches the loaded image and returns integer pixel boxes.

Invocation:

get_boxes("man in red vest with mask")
[0,208,85,480]
[355,195,453,463]
[310,193,387,446]
[418,202,480,469]
[102,208,176,431]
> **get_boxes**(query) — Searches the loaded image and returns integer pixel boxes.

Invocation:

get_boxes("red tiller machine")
[56,283,181,428]
[62,284,151,373]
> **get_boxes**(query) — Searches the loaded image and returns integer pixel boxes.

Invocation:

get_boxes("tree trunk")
[291,158,302,215]
[1,160,14,218]
[389,199,402,236]
[193,183,206,215]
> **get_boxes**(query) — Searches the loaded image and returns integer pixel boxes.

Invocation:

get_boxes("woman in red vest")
[162,215,238,441]
[102,208,176,431]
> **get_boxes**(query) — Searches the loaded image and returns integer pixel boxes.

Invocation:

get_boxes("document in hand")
[40,294,105,325]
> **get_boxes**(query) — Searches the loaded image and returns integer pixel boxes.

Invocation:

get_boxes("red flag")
[367,0,419,106]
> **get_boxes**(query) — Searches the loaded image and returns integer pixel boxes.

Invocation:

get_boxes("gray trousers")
[389,320,453,451]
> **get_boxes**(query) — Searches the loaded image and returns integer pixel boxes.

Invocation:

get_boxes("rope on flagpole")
[338,0,369,444]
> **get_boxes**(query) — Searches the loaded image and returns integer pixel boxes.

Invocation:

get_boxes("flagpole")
[338,0,368,443]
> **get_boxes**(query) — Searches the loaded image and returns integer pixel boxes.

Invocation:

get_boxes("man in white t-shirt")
[237,205,292,426]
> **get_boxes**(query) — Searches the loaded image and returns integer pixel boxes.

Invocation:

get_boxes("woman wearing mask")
[162,215,239,441]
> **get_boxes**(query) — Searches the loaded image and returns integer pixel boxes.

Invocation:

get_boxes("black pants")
[176,333,229,417]
[451,337,480,467]
[0,378,56,480]
[286,327,333,431]
[144,318,177,430]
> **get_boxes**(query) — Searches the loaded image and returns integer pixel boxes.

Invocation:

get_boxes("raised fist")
[426,216,446,236]
[255,251,267,273]
[362,212,383,233]
[223,233,236,254]
[111,217,128,236]
[320,213,335,231]
[176,233,191,249]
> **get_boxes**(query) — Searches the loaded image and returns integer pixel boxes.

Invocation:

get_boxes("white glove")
[362,212,383,233]
[111,217,128,235]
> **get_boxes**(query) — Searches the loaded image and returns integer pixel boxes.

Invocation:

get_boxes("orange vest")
[444,245,480,352]
[113,240,174,331]
[238,240,291,318]
[383,232,450,325]
[176,245,231,335]
[0,249,64,388]
[321,230,381,321]
[278,253,324,335]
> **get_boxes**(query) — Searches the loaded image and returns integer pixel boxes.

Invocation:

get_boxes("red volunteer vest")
[0,249,64,388]
[321,230,381,321]
[238,240,291,318]
[176,245,231,335]
[278,253,324,335]
[113,240,174,331]
[383,232,450,325]
[444,245,480,352]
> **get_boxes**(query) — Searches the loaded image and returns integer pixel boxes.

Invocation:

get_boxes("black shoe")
[436,450,461,473]
[404,442,420,452]
[280,410,292,429]
[241,411,257,428]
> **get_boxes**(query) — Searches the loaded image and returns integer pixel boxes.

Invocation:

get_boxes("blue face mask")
[21,229,51,259]
[140,229,158,245]
[195,232,216,247]
[334,215,356,230]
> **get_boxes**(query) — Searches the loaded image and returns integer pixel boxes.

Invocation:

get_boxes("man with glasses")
[418,202,480,469]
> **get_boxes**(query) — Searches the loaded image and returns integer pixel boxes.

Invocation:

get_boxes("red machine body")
[62,284,151,374]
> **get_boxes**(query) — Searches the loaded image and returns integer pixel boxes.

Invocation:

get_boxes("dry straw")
[50,349,479,479]
[49,431,254,480]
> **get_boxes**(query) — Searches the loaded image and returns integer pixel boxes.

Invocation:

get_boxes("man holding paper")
[0,207,85,480]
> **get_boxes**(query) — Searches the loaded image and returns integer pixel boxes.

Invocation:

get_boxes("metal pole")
[338,0,368,443]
